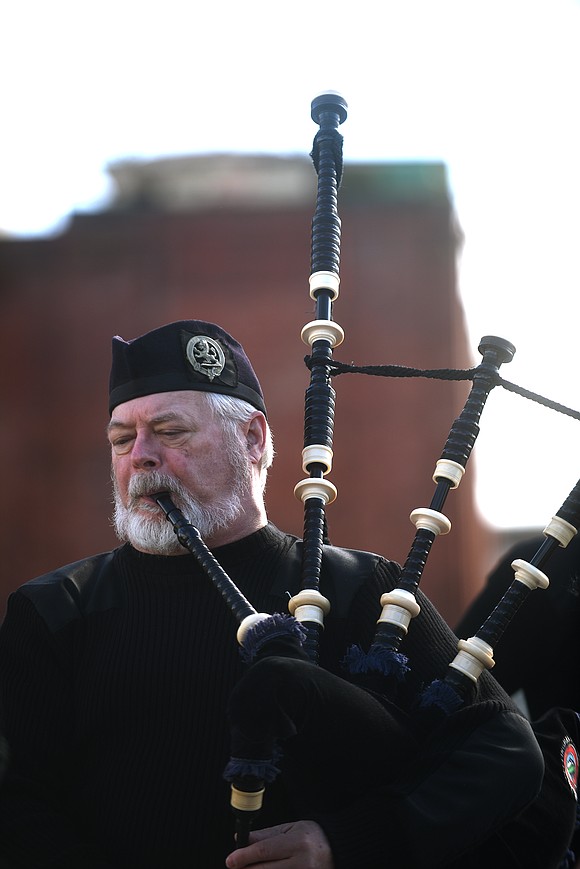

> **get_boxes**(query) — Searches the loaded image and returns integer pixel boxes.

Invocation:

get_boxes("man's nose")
[131,432,161,470]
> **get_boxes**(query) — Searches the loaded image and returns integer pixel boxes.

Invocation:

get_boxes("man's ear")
[245,413,267,463]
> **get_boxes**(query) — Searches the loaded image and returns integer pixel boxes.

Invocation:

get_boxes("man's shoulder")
[277,529,389,573]
[321,543,398,617]
[276,532,392,579]
[321,542,386,573]
[16,549,123,632]
[273,531,397,619]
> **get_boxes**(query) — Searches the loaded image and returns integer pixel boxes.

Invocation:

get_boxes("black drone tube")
[309,92,347,275]
[378,336,514,648]
[346,336,515,684]
[292,92,348,664]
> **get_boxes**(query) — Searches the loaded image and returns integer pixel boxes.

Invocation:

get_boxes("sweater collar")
[118,522,290,575]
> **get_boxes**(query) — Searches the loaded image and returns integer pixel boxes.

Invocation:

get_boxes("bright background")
[3,0,580,529]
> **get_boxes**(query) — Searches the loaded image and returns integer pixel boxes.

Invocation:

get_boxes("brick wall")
[0,157,491,625]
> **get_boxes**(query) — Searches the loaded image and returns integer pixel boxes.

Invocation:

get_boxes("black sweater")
[0,524,544,868]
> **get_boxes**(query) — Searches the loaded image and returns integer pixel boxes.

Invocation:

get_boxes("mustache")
[127,471,190,509]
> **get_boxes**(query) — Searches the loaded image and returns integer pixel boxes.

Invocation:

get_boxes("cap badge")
[186,335,226,382]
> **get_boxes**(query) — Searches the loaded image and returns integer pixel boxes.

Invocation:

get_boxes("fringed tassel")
[240,613,307,664]
[558,849,577,869]
[419,679,464,715]
[223,755,281,784]
[343,643,410,681]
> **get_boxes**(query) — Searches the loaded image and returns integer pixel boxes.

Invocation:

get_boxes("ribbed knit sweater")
[0,524,540,868]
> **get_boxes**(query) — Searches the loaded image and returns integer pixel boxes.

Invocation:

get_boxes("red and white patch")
[561,737,578,799]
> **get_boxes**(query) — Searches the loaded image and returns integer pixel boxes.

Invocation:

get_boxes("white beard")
[112,461,251,556]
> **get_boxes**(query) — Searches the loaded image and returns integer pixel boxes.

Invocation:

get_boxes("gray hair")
[203,392,274,483]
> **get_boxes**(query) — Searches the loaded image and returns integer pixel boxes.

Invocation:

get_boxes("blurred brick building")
[0,154,492,625]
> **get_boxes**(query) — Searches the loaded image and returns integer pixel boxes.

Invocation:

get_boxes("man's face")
[108,390,252,552]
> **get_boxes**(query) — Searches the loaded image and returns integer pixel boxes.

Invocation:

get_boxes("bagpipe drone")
[154,94,580,868]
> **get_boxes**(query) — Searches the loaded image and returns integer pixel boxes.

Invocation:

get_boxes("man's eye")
[111,437,133,452]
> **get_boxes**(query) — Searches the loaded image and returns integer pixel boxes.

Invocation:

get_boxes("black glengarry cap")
[109,320,266,416]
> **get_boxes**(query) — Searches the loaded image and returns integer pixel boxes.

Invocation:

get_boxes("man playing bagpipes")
[0,319,576,868]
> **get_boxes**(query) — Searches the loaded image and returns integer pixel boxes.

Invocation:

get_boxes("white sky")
[3,0,580,529]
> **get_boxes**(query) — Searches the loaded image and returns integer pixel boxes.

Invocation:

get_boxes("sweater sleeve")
[0,591,115,868]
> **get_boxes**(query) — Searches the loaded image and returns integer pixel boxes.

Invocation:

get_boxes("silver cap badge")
[185,335,226,382]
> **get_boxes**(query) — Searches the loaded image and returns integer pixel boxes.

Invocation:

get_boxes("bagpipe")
[154,94,580,867]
